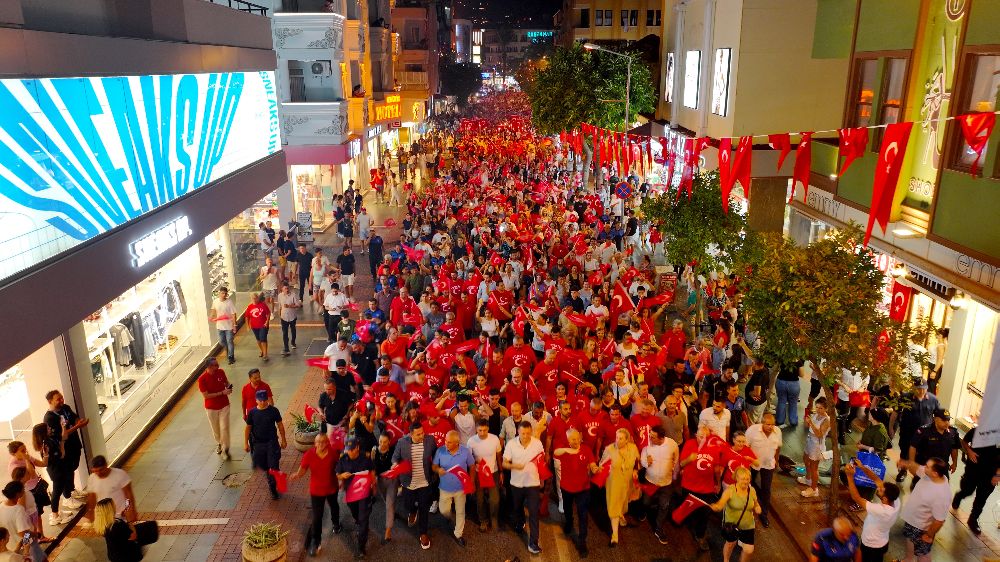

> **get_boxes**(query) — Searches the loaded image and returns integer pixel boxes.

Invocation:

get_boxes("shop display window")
[953,301,997,428]
[291,165,335,230]
[0,366,30,441]
[227,193,280,293]
[82,245,210,459]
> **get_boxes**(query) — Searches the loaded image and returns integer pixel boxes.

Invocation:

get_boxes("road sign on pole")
[615,181,632,199]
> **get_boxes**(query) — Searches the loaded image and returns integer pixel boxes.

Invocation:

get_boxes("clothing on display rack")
[122,313,146,367]
[140,311,158,360]
[109,324,134,367]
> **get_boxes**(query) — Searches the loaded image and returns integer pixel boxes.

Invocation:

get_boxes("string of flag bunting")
[562,110,997,245]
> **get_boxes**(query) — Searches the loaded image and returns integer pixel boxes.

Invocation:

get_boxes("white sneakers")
[800,488,820,498]
[796,476,812,486]
[429,501,438,514]
[62,497,84,510]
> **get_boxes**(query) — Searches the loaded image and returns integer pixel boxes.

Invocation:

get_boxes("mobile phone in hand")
[123,498,132,512]
[21,531,31,545]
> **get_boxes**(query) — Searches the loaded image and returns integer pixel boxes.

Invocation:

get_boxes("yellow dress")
[602,443,639,518]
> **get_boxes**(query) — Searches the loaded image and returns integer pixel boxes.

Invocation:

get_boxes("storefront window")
[950,54,1000,174]
[953,301,997,427]
[291,165,336,230]
[0,366,29,441]
[227,193,279,293]
[82,244,211,459]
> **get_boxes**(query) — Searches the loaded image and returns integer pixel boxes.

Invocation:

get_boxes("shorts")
[805,435,824,461]
[721,526,755,546]
[263,289,276,298]
[341,274,355,287]
[359,230,370,241]
[252,327,269,342]
[902,522,933,556]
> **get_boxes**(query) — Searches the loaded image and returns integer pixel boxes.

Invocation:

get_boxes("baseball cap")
[914,378,929,389]
[255,389,269,401]
[932,408,950,421]
[344,436,359,449]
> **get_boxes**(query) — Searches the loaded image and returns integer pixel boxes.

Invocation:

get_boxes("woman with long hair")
[601,427,639,547]
[94,498,142,562]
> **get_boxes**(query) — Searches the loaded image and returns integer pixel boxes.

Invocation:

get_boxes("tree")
[439,55,484,106]
[589,49,656,131]
[638,171,758,275]
[736,224,926,518]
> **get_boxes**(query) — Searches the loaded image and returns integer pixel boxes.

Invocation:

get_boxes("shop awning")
[284,144,353,166]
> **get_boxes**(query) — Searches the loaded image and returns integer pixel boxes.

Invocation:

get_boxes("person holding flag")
[432,430,476,547]
[289,432,343,556]
[336,436,374,560]
[467,419,502,532]
[502,421,546,555]
[554,428,599,557]
[679,425,724,551]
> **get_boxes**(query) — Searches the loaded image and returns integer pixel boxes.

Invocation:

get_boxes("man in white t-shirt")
[698,398,731,441]
[324,337,353,374]
[0,482,31,554]
[210,287,238,364]
[640,425,678,543]
[585,295,609,320]
[276,282,302,356]
[745,414,783,528]
[467,419,502,532]
[844,460,901,561]
[322,283,350,342]
[85,456,137,521]
[502,421,545,555]
[896,457,951,561]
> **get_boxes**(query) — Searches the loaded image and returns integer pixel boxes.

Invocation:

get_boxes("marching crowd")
[5,102,997,562]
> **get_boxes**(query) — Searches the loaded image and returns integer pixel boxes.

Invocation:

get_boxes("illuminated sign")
[129,216,193,268]
[349,138,363,158]
[367,124,385,139]
[711,48,731,116]
[683,50,701,109]
[526,31,554,39]
[375,95,402,122]
[0,71,280,283]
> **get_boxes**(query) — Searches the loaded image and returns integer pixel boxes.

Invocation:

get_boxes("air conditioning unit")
[311,61,333,77]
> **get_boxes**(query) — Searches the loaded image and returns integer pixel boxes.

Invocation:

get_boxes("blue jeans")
[218,329,235,361]
[775,378,801,426]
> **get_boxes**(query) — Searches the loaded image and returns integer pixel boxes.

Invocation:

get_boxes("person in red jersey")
[680,425,724,551]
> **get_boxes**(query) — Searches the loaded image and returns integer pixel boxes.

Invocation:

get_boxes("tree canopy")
[439,55,484,106]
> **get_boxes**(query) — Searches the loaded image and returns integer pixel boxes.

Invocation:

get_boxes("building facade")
[479,28,556,73]
[0,0,286,471]
[556,0,664,47]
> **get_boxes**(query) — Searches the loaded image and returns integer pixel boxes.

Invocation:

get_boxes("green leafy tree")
[439,55,484,106]
[589,49,656,130]
[638,171,757,275]
[736,224,928,517]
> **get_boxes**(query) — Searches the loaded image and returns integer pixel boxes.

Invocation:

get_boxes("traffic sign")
[615,181,632,199]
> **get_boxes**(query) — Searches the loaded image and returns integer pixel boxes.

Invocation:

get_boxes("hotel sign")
[374,94,401,123]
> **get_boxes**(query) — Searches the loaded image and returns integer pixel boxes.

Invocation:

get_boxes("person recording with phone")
[0,482,47,562]
[198,358,234,460]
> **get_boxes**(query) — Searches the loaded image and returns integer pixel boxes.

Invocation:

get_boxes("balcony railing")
[203,0,268,16]
[403,39,428,50]
[395,71,428,89]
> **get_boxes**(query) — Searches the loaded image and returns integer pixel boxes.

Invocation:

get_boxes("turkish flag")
[402,245,425,263]
[532,453,552,481]
[732,135,753,199]
[865,122,913,246]
[486,290,514,319]
[328,426,346,451]
[639,292,674,309]
[587,270,603,286]
[489,250,505,268]
[448,465,476,494]
[268,469,288,494]
[838,127,869,176]
[888,281,913,322]
[476,459,496,488]
[591,459,612,487]
[565,311,598,330]
[769,133,792,171]
[449,339,480,355]
[344,471,374,503]
[958,112,996,176]
[610,281,636,320]
[718,137,734,208]
[512,307,528,338]
[791,132,813,202]
[304,404,318,422]
[678,138,696,199]
[671,492,711,524]
[639,480,660,497]
[401,309,423,328]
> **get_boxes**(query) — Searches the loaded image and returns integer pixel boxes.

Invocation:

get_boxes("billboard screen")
[0,71,280,283]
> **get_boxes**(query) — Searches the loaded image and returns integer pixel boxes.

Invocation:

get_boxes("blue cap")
[255,389,269,401]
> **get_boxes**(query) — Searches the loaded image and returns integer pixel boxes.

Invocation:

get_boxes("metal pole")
[622,55,631,217]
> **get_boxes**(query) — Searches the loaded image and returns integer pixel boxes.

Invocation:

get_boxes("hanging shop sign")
[374,94,402,123]
[296,211,314,243]
[0,70,280,284]
[129,216,193,268]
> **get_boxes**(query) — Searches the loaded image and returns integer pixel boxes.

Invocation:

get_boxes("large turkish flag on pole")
[865,122,913,246]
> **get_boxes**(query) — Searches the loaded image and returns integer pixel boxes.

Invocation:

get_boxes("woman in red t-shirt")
[289,433,342,555]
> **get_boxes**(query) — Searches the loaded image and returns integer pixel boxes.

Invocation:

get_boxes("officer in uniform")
[894,379,939,483]
[907,408,960,490]
[952,425,1000,535]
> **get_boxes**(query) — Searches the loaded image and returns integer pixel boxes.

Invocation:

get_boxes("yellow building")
[556,0,664,47]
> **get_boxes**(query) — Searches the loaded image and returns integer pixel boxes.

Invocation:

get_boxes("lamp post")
[583,42,632,216]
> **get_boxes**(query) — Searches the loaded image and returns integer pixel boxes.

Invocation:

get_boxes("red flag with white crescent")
[790,132,813,202]
[610,281,636,320]
[344,472,374,502]
[732,136,753,199]
[838,127,869,176]
[888,280,913,322]
[957,112,996,177]
[718,137,733,209]
[865,122,913,246]
[768,133,792,171]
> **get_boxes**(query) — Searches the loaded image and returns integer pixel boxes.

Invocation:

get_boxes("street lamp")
[582,43,632,134]
[584,42,632,217]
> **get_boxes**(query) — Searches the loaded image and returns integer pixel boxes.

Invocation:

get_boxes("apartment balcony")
[272,11,345,60]
[343,19,366,57]
[370,25,392,55]
[395,70,428,91]
[347,97,368,134]
[280,100,349,146]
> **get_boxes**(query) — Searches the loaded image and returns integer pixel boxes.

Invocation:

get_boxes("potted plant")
[290,413,322,452]
[242,522,288,562]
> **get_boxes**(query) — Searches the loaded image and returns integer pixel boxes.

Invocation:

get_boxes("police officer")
[952,426,999,535]
[907,408,960,490]
[893,379,939,483]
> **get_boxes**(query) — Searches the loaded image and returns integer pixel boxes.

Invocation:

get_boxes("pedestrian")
[295,244,314,301]
[467,419,501,532]
[259,257,279,309]
[318,378,353,433]
[808,517,860,562]
[553,428,597,557]
[602,427,639,547]
[336,437,374,560]
[42,390,87,521]
[640,425,678,544]
[800,396,830,498]
[209,287,237,364]
[372,433,398,544]
[502,420,545,555]
[290,433,343,556]
[337,246,357,300]
[240,369,272,420]
[744,358,769,425]
[710,467,760,562]
[392,422,437,550]
[843,460,901,562]
[357,208,372,255]
[323,283,350,342]
[744,413,782,528]
[276,282,301,356]
[244,293,272,361]
[244,389,287,499]
[679,425,722,551]
[432,431,475,547]
[84,456,136,522]
[774,360,805,428]
[896,457,952,562]
[951,425,999,534]
[893,380,938,484]
[93,498,143,562]
[368,232,384,278]
[906,408,959,490]
[198,358,233,459]
[0,482,44,562]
